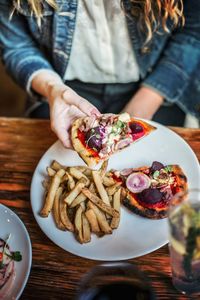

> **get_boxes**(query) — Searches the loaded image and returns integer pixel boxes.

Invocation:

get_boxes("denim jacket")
[0,0,200,118]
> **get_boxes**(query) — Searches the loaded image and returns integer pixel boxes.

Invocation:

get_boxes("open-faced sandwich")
[0,237,22,298]
[111,161,188,219]
[71,113,156,167]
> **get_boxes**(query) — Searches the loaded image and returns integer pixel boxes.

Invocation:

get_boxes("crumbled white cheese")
[118,112,130,122]
[107,133,121,145]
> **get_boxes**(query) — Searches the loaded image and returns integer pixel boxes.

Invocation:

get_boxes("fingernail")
[91,108,101,116]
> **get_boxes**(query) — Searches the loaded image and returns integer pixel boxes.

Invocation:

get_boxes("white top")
[64,0,140,83]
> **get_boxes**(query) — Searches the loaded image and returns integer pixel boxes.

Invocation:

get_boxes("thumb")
[53,126,72,149]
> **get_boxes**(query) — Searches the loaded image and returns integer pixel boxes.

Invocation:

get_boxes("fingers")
[50,105,86,149]
[54,127,73,149]
[68,105,86,119]
[62,89,101,116]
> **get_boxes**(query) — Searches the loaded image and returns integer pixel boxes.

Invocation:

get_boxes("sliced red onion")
[120,168,134,176]
[126,172,151,193]
[115,138,131,150]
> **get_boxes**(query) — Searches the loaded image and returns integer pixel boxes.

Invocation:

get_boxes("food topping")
[150,161,164,172]
[138,188,163,204]
[120,168,134,177]
[118,112,130,122]
[126,172,151,193]
[115,138,132,150]
[129,122,143,134]
[0,236,22,291]
[121,162,177,207]
[150,165,175,189]
[85,126,105,151]
[79,113,147,158]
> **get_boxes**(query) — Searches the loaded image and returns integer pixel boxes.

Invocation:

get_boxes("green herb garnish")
[164,165,172,173]
[5,251,22,262]
[116,120,123,128]
[153,170,160,179]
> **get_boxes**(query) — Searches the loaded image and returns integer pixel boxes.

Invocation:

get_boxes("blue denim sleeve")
[0,1,55,95]
[143,0,200,104]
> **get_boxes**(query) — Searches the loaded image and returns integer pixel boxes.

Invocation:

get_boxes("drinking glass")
[76,262,156,300]
[168,189,200,295]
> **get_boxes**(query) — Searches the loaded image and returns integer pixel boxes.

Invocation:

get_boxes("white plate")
[0,204,32,299]
[31,121,200,261]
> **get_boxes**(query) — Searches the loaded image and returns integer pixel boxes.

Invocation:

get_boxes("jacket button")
[140,46,150,54]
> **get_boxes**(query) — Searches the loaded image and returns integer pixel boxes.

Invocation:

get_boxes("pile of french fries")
[40,160,122,244]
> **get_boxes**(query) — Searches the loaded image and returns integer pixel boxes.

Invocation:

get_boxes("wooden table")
[0,118,199,300]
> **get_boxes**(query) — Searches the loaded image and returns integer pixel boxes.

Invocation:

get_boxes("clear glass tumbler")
[168,189,200,295]
[76,262,156,300]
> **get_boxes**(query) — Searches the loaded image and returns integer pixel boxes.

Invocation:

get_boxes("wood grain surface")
[0,118,199,300]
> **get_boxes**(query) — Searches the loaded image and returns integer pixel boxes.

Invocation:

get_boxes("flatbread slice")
[71,113,156,167]
[111,161,188,219]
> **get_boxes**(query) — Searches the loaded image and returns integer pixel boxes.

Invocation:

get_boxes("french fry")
[47,167,56,177]
[83,168,92,177]
[67,172,76,190]
[82,188,119,217]
[69,167,90,185]
[85,209,100,234]
[99,160,108,178]
[74,206,84,243]
[61,173,69,183]
[76,166,87,172]
[103,176,115,187]
[111,188,121,229]
[106,182,122,196]
[64,178,87,206]
[92,170,110,206]
[82,213,91,243]
[89,182,96,194]
[51,160,64,171]
[109,195,113,203]
[40,168,65,217]
[59,199,74,232]
[88,202,112,234]
[70,193,87,208]
[80,201,86,211]
[42,179,50,190]
[68,207,76,223]
[53,187,66,230]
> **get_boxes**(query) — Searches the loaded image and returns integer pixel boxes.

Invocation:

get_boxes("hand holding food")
[47,83,100,148]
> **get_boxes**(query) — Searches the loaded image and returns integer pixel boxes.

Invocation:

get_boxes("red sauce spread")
[138,198,167,209]
[77,130,99,158]
[131,193,167,209]
[112,174,123,184]
[170,174,179,195]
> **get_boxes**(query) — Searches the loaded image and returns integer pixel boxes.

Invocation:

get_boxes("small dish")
[0,204,32,300]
